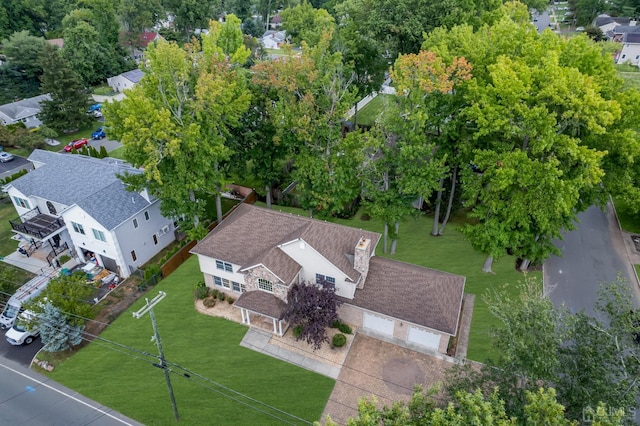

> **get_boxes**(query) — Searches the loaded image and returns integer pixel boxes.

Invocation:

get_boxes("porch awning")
[234,291,287,319]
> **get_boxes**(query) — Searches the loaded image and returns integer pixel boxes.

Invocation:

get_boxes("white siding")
[6,187,35,216]
[112,202,174,275]
[196,255,246,285]
[64,206,120,269]
[278,238,357,298]
[107,75,137,92]
[617,44,640,65]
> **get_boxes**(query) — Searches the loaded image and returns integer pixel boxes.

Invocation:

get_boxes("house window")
[92,229,106,242]
[213,276,232,289]
[153,234,158,245]
[144,211,150,221]
[636,55,639,60]
[133,218,138,228]
[46,201,57,215]
[13,197,29,209]
[131,250,137,261]
[232,281,245,293]
[316,274,336,286]
[258,278,273,293]
[71,222,85,235]
[622,54,626,58]
[215,260,233,272]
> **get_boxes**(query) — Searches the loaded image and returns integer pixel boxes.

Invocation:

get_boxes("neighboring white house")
[259,30,288,49]
[595,14,634,34]
[191,203,466,355]
[615,32,640,65]
[107,69,145,93]
[0,94,51,128]
[3,150,175,278]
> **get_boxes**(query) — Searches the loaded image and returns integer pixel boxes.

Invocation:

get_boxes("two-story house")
[4,150,175,277]
[191,203,465,355]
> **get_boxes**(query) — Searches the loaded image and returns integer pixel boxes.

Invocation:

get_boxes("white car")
[0,152,14,162]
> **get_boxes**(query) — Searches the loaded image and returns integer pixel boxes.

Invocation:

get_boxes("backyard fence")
[159,186,256,278]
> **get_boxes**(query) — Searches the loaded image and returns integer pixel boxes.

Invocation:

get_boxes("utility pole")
[133,291,179,421]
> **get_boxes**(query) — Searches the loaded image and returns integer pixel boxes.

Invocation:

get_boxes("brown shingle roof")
[341,257,465,335]
[191,204,380,283]
[243,249,301,284]
[234,290,287,319]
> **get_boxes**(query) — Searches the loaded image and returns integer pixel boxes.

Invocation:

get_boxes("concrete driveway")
[321,334,454,424]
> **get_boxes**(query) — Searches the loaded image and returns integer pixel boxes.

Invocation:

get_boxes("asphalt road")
[544,203,640,318]
[0,333,43,367]
[533,9,552,32]
[0,357,142,426]
[0,156,33,180]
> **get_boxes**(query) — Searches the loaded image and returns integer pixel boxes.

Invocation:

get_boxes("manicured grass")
[612,197,640,234]
[107,146,126,159]
[0,200,20,256]
[354,95,390,127]
[50,256,334,425]
[255,202,539,362]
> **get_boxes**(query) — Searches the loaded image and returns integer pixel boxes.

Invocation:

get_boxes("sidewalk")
[240,329,341,379]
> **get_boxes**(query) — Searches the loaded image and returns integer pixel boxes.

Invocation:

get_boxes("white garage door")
[363,312,394,336]
[407,326,440,350]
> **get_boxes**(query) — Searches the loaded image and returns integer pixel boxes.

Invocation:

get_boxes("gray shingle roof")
[0,94,51,121]
[623,33,640,43]
[613,25,640,34]
[11,150,149,230]
[121,69,144,83]
[340,257,465,335]
[191,203,380,283]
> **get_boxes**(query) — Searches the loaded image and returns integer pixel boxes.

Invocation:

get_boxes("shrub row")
[330,319,352,334]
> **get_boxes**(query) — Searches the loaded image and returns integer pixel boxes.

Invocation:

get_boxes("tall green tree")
[106,22,251,239]
[2,30,47,80]
[444,276,640,423]
[162,0,214,38]
[39,44,92,132]
[252,32,362,218]
[0,0,47,38]
[280,1,335,47]
[421,4,637,272]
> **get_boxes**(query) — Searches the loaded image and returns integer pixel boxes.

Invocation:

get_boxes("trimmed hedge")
[332,333,346,348]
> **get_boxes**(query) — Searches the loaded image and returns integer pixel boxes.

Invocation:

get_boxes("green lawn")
[0,200,20,256]
[107,146,125,159]
[255,202,539,362]
[354,95,390,127]
[612,197,640,234]
[50,256,334,425]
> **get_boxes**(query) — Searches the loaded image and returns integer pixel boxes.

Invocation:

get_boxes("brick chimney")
[354,237,371,289]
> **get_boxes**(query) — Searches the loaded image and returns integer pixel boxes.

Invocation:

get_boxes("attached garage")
[363,312,394,336]
[407,326,440,350]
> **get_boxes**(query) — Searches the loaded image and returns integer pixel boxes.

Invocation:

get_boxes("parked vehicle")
[92,127,106,140]
[64,138,89,152]
[0,274,50,329]
[0,152,14,162]
[88,103,102,112]
[5,310,39,345]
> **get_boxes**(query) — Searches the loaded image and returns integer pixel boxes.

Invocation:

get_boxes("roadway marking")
[0,361,134,425]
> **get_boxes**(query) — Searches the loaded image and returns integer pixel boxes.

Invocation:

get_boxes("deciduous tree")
[279,281,341,350]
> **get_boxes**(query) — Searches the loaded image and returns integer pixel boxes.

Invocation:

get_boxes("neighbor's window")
[153,234,158,245]
[92,229,106,242]
[72,222,85,235]
[215,260,233,272]
[13,197,29,209]
[133,218,138,228]
[316,274,336,286]
[144,211,150,221]
[258,278,273,293]
[46,201,56,215]
[131,250,137,261]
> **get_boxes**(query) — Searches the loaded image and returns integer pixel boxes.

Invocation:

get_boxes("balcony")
[9,206,66,240]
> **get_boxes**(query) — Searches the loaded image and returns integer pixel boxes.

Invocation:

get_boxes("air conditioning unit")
[158,225,169,236]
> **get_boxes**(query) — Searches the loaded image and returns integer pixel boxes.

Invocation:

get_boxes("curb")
[608,195,640,289]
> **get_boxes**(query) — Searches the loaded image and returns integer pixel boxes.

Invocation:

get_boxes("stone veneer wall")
[243,265,289,302]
